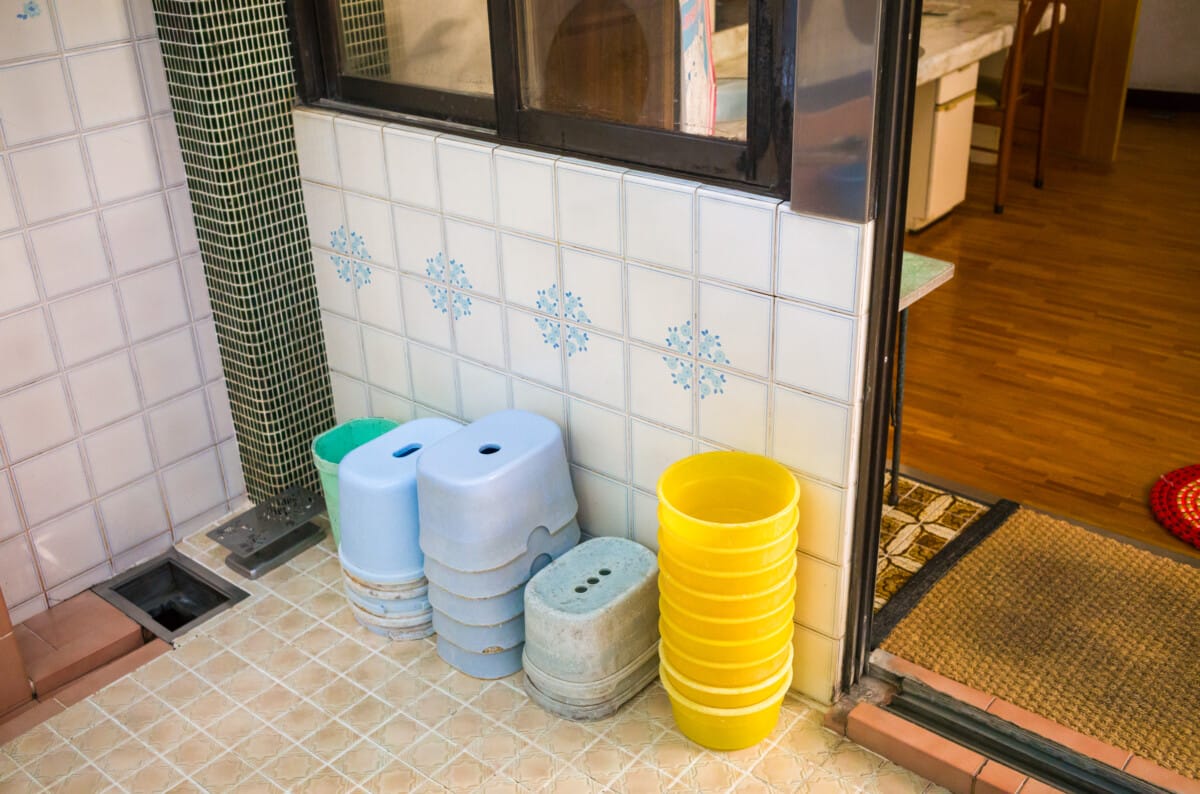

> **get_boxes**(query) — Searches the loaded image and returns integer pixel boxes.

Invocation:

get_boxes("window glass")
[515,0,749,140]
[335,0,494,97]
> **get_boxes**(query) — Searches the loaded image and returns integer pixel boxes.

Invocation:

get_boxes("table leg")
[889,308,909,506]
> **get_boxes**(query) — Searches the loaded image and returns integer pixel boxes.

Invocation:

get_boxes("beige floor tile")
[44,701,107,740]
[570,736,637,787]
[111,694,174,735]
[155,671,214,710]
[543,767,605,794]
[0,769,44,793]
[274,701,329,741]
[338,694,391,735]
[223,666,275,702]
[751,746,814,788]
[248,684,305,722]
[376,637,434,668]
[345,653,395,689]
[468,682,525,722]
[46,763,115,794]
[174,687,235,726]
[261,745,325,788]
[90,678,150,714]
[406,731,460,776]
[193,752,255,790]
[376,669,425,703]
[363,759,427,793]
[293,626,345,659]
[259,645,312,679]
[130,655,187,691]
[246,595,292,625]
[305,720,360,762]
[94,737,157,780]
[207,706,266,747]
[137,714,191,752]
[233,630,286,665]
[4,723,65,764]
[299,765,358,793]
[160,732,223,774]
[232,726,294,769]
[466,727,529,771]
[328,739,392,780]
[405,688,461,728]
[230,773,286,793]
[286,660,338,693]
[22,743,87,788]
[435,750,492,793]
[671,755,744,792]
[601,717,667,752]
[69,718,129,758]
[501,746,569,792]
[311,676,370,715]
[434,706,489,745]
[607,760,679,793]
[195,651,244,686]
[271,609,315,641]
[636,733,707,777]
[297,587,344,620]
[319,632,381,668]
[171,635,222,668]
[121,759,178,794]
[408,647,453,684]
[468,772,523,794]
[532,720,596,758]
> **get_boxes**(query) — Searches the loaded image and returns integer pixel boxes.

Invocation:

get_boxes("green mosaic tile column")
[340,0,391,79]
[153,0,335,502]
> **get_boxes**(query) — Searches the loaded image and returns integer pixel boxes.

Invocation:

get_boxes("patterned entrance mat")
[874,476,990,612]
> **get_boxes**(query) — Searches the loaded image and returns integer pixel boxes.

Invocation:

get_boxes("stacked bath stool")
[418,410,580,678]
[337,419,461,639]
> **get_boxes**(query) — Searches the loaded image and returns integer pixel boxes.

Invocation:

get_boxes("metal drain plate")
[207,486,326,579]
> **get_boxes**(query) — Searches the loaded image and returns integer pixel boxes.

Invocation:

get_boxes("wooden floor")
[900,108,1200,559]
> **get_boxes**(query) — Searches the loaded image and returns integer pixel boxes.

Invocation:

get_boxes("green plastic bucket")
[312,417,400,544]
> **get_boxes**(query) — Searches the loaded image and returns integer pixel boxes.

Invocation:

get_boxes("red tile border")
[847,703,985,794]
[1020,778,1068,793]
[872,651,995,711]
[1124,755,1200,794]
[985,699,1132,770]
[49,639,170,707]
[974,760,1028,794]
[0,699,62,745]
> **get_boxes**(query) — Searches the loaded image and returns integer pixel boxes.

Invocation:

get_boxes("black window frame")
[287,0,795,197]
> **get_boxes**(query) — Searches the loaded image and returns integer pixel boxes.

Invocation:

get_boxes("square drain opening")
[93,549,249,643]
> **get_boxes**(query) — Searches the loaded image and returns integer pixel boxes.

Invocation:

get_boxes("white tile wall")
[0,1,242,621]
[297,108,876,702]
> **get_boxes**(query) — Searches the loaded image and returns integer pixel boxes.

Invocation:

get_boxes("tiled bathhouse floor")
[0,531,946,793]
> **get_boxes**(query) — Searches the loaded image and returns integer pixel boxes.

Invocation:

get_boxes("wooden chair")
[974,0,1064,213]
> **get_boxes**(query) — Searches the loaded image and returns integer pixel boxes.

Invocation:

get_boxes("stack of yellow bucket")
[656,451,799,750]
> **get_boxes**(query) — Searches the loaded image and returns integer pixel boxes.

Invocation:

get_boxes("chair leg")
[1035,1,1062,189]
[994,8,1027,214]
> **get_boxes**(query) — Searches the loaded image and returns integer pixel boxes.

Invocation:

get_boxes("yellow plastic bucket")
[658,564,796,619]
[660,635,792,688]
[658,525,798,572]
[658,547,796,594]
[659,643,793,709]
[661,663,793,750]
[657,452,799,548]
[659,596,794,643]
[660,615,792,664]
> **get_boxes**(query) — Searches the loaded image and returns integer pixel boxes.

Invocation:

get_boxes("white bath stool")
[523,537,659,719]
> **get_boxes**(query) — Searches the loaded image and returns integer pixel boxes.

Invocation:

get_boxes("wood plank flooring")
[899,108,1200,559]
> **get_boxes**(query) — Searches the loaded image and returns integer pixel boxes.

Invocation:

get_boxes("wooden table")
[889,253,956,504]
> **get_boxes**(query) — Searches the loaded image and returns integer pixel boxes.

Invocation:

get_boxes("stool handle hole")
[478,444,502,455]
[574,586,588,593]
[587,577,599,584]
[393,443,422,458]
[598,568,611,576]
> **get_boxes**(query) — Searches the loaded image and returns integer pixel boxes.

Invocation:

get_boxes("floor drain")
[207,485,326,578]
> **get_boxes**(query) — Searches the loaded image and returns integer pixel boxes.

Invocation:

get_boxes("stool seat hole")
[586,577,599,584]
[575,586,588,593]
[598,568,611,576]
[479,443,502,455]
[393,443,422,458]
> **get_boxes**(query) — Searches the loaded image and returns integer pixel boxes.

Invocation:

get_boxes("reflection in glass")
[336,0,494,97]
[516,0,748,140]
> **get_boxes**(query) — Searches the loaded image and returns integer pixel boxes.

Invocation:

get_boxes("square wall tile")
[84,416,155,494]
[0,233,39,315]
[0,60,75,146]
[500,233,558,312]
[138,40,170,115]
[133,327,202,405]
[698,283,771,378]
[31,506,107,589]
[628,344,691,433]
[795,476,846,565]
[0,536,42,606]
[568,399,627,481]
[794,553,844,638]
[457,361,509,422]
[571,468,628,539]
[0,158,19,232]
[166,188,198,255]
[345,193,396,269]
[147,391,213,466]
[10,140,93,224]
[313,250,356,318]
[454,295,505,370]
[772,386,850,486]
[207,382,233,441]
[399,276,451,350]
[294,110,339,185]
[631,489,657,550]
[51,286,127,367]
[102,195,177,275]
[369,389,414,424]
[506,307,562,389]
[698,369,768,454]
[0,309,57,393]
[86,122,162,204]
[161,450,226,524]
[626,264,693,350]
[494,149,555,238]
[180,255,211,319]
[0,4,57,63]
[563,327,623,409]
[791,625,838,704]
[776,209,863,314]
[129,0,156,37]
[68,46,146,129]
[152,115,186,187]
[444,219,500,298]
[392,205,443,276]
[697,189,777,292]
[335,117,387,197]
[67,353,142,433]
[511,379,566,437]
[384,126,439,210]
[356,267,403,334]
[624,174,696,272]
[436,137,495,223]
[119,263,190,342]
[30,213,110,298]
[361,327,410,398]
[56,0,130,48]
[303,181,346,253]
[560,248,622,335]
[774,301,857,403]
[322,311,364,378]
[630,420,692,493]
[194,319,222,382]
[407,343,458,417]
[330,372,368,423]
[0,377,76,462]
[99,477,170,556]
[13,443,91,526]
[556,161,622,255]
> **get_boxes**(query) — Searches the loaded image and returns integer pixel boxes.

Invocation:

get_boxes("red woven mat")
[1150,465,1200,550]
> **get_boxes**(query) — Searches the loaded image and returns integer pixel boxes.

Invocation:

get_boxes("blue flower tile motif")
[16,1,40,19]
[535,285,591,357]
[329,225,372,288]
[424,252,473,318]
[662,320,729,398]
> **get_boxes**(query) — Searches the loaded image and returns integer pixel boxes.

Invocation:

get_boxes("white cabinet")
[906,63,978,231]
